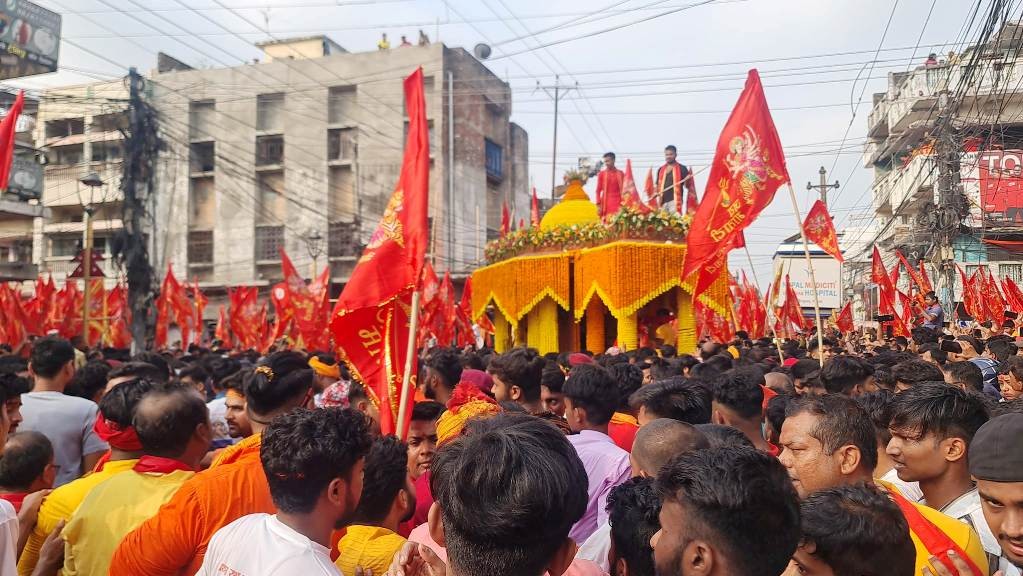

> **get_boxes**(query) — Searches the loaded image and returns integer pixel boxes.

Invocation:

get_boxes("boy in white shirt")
[197,408,372,575]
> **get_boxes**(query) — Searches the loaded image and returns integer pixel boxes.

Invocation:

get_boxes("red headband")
[93,416,143,451]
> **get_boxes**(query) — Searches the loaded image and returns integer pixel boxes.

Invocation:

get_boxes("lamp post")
[304,229,324,278]
[77,171,104,345]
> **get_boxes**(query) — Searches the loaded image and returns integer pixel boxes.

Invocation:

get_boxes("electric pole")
[930,89,964,308]
[117,68,158,351]
[536,76,576,195]
[807,166,839,207]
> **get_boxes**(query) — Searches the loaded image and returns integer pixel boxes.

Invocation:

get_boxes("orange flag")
[530,187,540,226]
[330,68,430,438]
[683,70,789,302]
[802,200,843,262]
[621,160,651,214]
[501,201,510,236]
[643,167,657,209]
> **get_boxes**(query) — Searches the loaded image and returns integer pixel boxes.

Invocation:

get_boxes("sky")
[11,0,985,285]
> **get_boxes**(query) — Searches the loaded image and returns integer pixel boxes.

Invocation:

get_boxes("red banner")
[836,301,854,333]
[802,200,843,262]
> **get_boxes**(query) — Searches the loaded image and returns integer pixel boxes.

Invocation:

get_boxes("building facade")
[0,91,45,281]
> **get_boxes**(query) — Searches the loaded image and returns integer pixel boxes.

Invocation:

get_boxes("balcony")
[41,255,119,282]
[867,97,889,139]
[872,172,894,215]
[886,65,950,134]
[889,155,935,211]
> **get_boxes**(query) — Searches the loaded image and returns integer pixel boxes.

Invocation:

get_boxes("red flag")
[501,201,511,237]
[956,265,984,321]
[530,187,540,226]
[802,200,843,262]
[981,267,1006,323]
[683,70,789,302]
[331,69,429,438]
[280,249,330,350]
[836,301,854,333]
[454,277,476,347]
[1003,277,1023,313]
[872,248,896,315]
[643,167,657,209]
[433,272,457,346]
[191,278,208,347]
[919,261,933,293]
[621,159,651,214]
[0,91,23,192]
[782,274,806,332]
[105,284,132,349]
[215,305,230,345]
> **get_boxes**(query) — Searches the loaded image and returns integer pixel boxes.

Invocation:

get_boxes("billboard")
[773,255,843,310]
[960,149,1023,226]
[0,0,60,80]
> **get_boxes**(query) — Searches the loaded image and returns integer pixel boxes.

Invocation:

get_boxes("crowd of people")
[0,322,1020,575]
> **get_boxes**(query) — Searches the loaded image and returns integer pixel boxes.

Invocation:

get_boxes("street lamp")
[304,228,324,277]
[77,172,105,346]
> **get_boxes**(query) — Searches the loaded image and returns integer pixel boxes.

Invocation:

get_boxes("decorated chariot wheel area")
[471,178,733,355]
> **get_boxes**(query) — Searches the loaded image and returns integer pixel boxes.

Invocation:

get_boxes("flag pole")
[786,183,825,367]
[396,290,421,441]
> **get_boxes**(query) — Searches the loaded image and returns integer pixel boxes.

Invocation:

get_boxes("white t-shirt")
[0,499,16,576]
[880,468,925,503]
[196,513,340,576]
[20,391,107,486]
[575,521,612,572]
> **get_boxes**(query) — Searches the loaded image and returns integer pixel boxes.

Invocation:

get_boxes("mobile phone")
[1006,311,1020,320]
[974,329,983,338]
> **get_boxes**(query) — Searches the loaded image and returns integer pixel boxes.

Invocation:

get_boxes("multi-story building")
[33,37,529,316]
[0,91,45,281]
[153,37,528,299]
[856,23,1023,317]
[32,80,129,288]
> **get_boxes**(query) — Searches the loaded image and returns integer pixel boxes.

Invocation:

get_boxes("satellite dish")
[474,43,492,60]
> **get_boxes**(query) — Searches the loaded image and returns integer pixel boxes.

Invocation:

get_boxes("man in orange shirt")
[595,152,624,219]
[109,351,315,575]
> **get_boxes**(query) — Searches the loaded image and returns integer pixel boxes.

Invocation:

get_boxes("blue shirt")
[923,303,945,330]
[969,357,1001,399]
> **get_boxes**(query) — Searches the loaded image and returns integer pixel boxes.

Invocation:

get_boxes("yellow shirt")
[17,458,138,576]
[62,469,195,576]
[336,525,407,576]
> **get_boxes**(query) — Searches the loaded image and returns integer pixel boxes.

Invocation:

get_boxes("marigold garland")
[471,252,572,323]
[573,242,689,320]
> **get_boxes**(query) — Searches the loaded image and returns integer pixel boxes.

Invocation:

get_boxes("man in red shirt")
[595,152,624,219]
[656,145,697,214]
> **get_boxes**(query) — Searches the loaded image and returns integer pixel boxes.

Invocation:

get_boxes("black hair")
[98,377,161,427]
[411,400,445,422]
[656,447,800,576]
[798,483,915,576]
[430,413,587,576]
[714,370,764,420]
[0,356,27,375]
[988,338,1019,363]
[791,359,820,381]
[564,364,619,426]
[808,337,837,354]
[133,383,209,458]
[348,381,368,404]
[765,394,791,437]
[607,478,660,576]
[64,360,110,400]
[108,362,168,385]
[659,345,677,359]
[487,347,545,402]
[130,352,171,380]
[262,407,372,514]
[29,336,75,379]
[925,291,937,300]
[648,358,679,381]
[888,382,989,445]
[204,356,243,388]
[426,347,464,391]
[664,145,677,153]
[785,394,879,473]
[945,361,984,393]
[855,389,895,448]
[178,364,209,385]
[0,431,52,490]
[676,355,700,373]
[607,362,643,412]
[352,436,410,524]
[0,372,30,401]
[694,423,755,449]
[918,343,947,366]
[246,351,314,416]
[629,377,711,424]
[819,356,874,395]
[912,327,940,346]
[891,360,945,389]
[540,361,565,394]
[603,151,616,160]
[703,354,734,373]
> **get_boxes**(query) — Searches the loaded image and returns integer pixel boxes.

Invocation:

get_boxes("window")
[91,141,122,162]
[45,118,84,140]
[188,230,214,265]
[328,128,357,162]
[1001,263,1023,283]
[256,135,284,166]
[485,138,503,182]
[190,141,215,173]
[50,236,80,258]
[328,86,356,124]
[328,221,360,258]
[328,166,355,220]
[53,144,84,166]
[255,225,284,262]
[256,93,284,132]
[190,177,216,229]
[257,172,286,224]
[90,112,127,133]
[190,101,216,141]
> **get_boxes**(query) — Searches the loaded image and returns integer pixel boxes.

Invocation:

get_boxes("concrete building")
[856,23,1023,318]
[152,37,528,299]
[0,91,46,281]
[31,80,129,288]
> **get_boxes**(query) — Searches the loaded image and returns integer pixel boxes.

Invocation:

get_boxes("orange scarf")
[210,433,261,468]
[888,488,983,576]
[657,164,684,213]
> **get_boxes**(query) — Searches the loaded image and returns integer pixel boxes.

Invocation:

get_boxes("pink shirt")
[567,430,632,545]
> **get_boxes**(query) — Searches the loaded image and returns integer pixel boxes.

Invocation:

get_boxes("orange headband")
[308,357,340,380]
[226,389,245,401]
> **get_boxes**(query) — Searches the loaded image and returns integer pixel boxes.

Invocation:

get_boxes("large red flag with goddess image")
[330,68,430,437]
[682,70,789,302]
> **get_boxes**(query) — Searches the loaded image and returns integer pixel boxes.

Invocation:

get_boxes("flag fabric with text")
[0,91,24,192]
[330,68,429,437]
[683,70,789,300]
[1003,277,1023,313]
[802,200,843,262]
